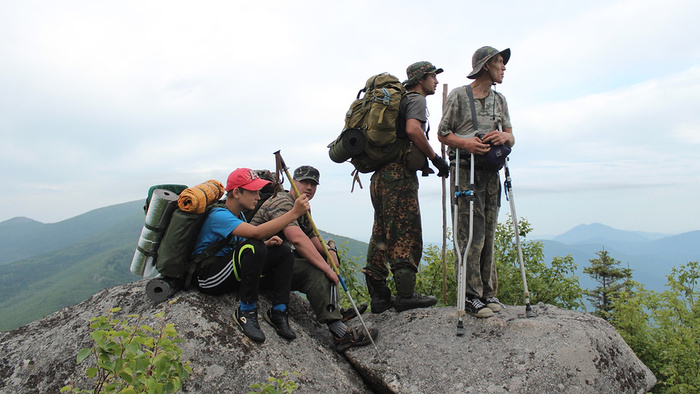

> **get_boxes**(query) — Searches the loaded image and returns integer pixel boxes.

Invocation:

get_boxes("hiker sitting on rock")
[191,168,309,343]
[251,165,378,352]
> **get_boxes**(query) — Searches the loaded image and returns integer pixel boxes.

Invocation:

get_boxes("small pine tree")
[583,248,632,320]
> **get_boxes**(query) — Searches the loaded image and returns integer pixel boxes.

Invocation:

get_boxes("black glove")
[431,156,450,178]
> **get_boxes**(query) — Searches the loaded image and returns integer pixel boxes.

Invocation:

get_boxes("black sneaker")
[465,297,494,318]
[334,326,379,353]
[234,307,265,343]
[340,302,368,322]
[264,307,296,340]
[394,293,438,312]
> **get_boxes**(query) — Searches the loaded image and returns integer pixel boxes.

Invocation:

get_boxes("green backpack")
[329,73,410,173]
[155,202,229,289]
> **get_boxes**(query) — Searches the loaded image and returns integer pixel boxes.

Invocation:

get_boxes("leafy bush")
[249,370,300,393]
[62,300,191,393]
[336,242,369,308]
[612,261,700,392]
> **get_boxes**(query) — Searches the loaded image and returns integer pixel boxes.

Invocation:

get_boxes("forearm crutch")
[454,148,475,335]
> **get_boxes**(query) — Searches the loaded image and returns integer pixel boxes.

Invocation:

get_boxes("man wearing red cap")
[438,46,515,318]
[192,168,310,343]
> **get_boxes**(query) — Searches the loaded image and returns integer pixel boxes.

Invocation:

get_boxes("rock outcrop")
[0,280,656,393]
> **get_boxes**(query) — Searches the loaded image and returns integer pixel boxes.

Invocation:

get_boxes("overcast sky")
[1,0,698,244]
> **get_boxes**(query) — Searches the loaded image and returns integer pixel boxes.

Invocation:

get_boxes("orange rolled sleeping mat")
[177,179,225,214]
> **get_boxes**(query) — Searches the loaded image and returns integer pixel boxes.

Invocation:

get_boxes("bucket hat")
[467,46,510,79]
[403,61,443,86]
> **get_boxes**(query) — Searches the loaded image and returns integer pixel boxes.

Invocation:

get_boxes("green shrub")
[62,299,191,393]
[248,371,300,393]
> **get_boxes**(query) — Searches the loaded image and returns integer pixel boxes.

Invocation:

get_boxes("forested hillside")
[0,201,367,331]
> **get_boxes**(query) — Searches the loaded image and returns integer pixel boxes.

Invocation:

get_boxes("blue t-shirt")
[191,207,245,257]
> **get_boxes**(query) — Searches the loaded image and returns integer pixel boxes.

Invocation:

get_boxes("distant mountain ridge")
[0,201,145,265]
[539,223,699,293]
[0,200,369,331]
[552,223,670,244]
[1,207,698,331]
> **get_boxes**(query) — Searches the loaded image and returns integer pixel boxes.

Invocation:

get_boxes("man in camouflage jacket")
[362,61,450,313]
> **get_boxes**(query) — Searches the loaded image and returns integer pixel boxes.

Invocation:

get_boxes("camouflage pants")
[451,163,501,299]
[363,162,422,280]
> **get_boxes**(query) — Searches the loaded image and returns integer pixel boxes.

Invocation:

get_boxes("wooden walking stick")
[441,83,448,304]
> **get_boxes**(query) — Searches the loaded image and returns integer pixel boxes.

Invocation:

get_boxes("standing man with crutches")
[438,46,514,319]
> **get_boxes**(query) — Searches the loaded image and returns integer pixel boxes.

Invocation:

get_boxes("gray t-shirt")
[397,91,428,139]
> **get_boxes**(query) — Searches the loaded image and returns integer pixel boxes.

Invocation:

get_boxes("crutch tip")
[456,321,465,336]
[525,304,534,318]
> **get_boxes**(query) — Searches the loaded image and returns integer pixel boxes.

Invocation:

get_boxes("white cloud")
[0,0,699,239]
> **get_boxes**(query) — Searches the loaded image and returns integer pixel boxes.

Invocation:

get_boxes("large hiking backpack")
[155,202,229,288]
[131,181,228,289]
[328,73,410,174]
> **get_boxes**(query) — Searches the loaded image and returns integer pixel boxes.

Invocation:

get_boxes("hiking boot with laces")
[264,307,297,340]
[465,297,494,318]
[234,307,266,343]
[482,297,504,313]
[340,302,368,322]
[394,293,438,312]
[334,326,379,353]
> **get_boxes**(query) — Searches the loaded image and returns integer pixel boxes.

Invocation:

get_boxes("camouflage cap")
[467,46,511,79]
[293,165,320,185]
[403,61,444,86]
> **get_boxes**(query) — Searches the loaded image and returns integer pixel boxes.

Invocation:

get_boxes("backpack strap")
[465,85,479,131]
[449,85,480,164]
[350,169,363,192]
[183,235,231,289]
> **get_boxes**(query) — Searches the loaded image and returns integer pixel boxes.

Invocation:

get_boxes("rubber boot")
[393,268,437,312]
[365,273,393,314]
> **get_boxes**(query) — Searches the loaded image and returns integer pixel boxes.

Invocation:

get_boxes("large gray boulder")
[0,280,656,393]
[347,304,656,393]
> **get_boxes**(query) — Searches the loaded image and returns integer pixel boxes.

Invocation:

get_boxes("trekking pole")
[441,83,448,304]
[273,150,382,359]
[454,148,475,336]
[503,158,534,318]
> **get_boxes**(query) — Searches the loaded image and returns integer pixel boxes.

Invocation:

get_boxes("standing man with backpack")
[362,61,451,313]
[192,168,310,343]
[251,165,378,352]
[438,46,515,318]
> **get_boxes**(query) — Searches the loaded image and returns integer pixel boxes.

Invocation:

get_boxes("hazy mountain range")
[1,201,698,331]
[539,223,699,294]
[0,201,368,331]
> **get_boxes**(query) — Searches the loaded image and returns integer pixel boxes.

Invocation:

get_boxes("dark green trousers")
[291,257,342,323]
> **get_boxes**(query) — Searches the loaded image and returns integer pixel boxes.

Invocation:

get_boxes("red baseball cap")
[226,168,271,192]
